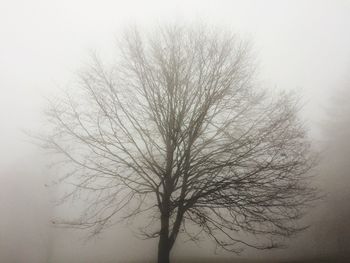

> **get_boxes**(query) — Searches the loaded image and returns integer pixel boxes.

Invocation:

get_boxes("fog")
[1,0,350,262]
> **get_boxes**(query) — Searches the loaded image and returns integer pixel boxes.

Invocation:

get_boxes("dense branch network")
[44,25,317,253]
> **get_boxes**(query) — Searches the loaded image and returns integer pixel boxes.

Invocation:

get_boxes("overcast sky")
[2,0,350,159]
[1,1,350,262]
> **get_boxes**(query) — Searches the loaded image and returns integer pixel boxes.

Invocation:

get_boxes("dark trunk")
[157,233,171,263]
[157,210,184,263]
[158,213,171,263]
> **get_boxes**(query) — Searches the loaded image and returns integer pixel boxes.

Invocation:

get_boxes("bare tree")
[43,25,317,263]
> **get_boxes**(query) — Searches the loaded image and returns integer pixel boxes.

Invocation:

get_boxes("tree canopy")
[44,25,317,263]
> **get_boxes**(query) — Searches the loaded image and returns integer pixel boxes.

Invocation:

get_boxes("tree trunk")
[157,233,171,263]
[158,210,172,263]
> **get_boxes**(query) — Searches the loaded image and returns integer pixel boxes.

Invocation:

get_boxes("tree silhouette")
[43,25,317,263]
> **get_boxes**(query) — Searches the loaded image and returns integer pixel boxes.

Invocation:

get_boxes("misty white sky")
[1,0,350,262]
[1,0,350,162]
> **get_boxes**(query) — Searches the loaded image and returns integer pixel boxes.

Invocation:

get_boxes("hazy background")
[1,0,350,262]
